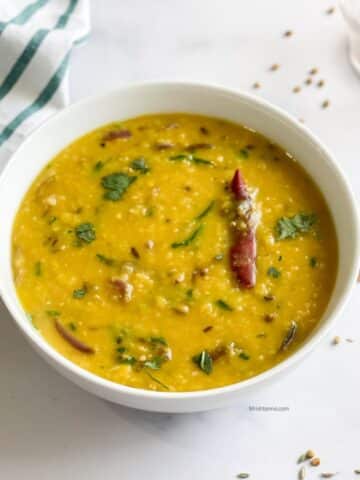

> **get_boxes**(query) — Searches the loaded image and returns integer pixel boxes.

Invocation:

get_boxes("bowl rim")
[1,80,359,402]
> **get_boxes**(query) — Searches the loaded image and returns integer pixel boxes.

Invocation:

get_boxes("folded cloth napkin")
[0,0,90,170]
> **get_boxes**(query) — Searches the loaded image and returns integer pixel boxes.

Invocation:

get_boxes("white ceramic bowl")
[0,82,359,413]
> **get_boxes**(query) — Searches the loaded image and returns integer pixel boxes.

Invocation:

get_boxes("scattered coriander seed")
[299,466,306,480]
[310,457,320,467]
[354,469,360,474]
[237,474,250,479]
[309,67,318,75]
[305,449,315,459]
[293,86,301,93]
[305,78,312,85]
[317,79,325,87]
[252,82,261,89]
[270,63,280,71]
[321,473,337,478]
[326,7,335,14]
[333,336,341,345]
[322,100,330,109]
[283,30,293,37]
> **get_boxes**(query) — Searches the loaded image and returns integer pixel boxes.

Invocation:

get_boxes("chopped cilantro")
[276,213,317,240]
[171,224,203,248]
[34,261,42,276]
[144,356,164,370]
[195,200,215,221]
[48,216,57,225]
[75,223,96,244]
[46,310,60,317]
[192,350,213,375]
[238,148,249,159]
[239,352,250,360]
[118,355,136,365]
[169,154,213,165]
[149,337,168,346]
[93,161,104,172]
[186,288,193,300]
[131,157,150,173]
[96,253,115,265]
[309,256,318,268]
[145,371,169,390]
[73,285,87,299]
[101,172,137,201]
[68,322,77,331]
[267,266,281,278]
[215,299,233,311]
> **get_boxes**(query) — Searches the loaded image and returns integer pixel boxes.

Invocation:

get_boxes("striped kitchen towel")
[0,0,90,170]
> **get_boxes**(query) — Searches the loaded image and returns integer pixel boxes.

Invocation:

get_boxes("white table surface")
[2,1,360,478]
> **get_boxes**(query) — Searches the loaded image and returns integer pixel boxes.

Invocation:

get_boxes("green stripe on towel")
[0,0,79,101]
[0,0,50,33]
[0,51,71,147]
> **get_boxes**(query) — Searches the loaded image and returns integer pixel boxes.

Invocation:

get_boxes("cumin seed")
[322,100,330,109]
[293,86,301,93]
[332,336,341,345]
[283,30,293,37]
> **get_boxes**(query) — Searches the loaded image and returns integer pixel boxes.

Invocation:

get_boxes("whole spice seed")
[130,246,140,259]
[322,100,330,109]
[309,67,318,75]
[317,79,325,87]
[252,82,261,89]
[297,453,307,464]
[293,86,301,93]
[283,30,293,37]
[321,473,337,478]
[236,474,250,479]
[354,469,360,474]
[299,466,306,480]
[305,449,315,459]
[332,336,341,345]
[346,338,355,343]
[305,78,312,85]
[326,7,335,14]
[310,457,320,467]
[270,63,280,71]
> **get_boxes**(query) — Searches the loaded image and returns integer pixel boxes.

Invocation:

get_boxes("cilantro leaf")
[144,356,164,370]
[101,172,137,201]
[276,213,317,240]
[267,266,281,278]
[215,299,233,311]
[75,223,96,244]
[192,350,213,374]
[131,157,150,173]
[171,224,203,248]
[73,285,87,299]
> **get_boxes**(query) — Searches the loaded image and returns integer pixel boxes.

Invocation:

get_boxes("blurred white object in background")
[340,0,360,74]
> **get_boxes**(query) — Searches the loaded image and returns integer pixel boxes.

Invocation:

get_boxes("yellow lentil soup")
[12,114,338,392]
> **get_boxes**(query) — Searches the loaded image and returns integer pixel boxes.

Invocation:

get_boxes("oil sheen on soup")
[12,114,338,392]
